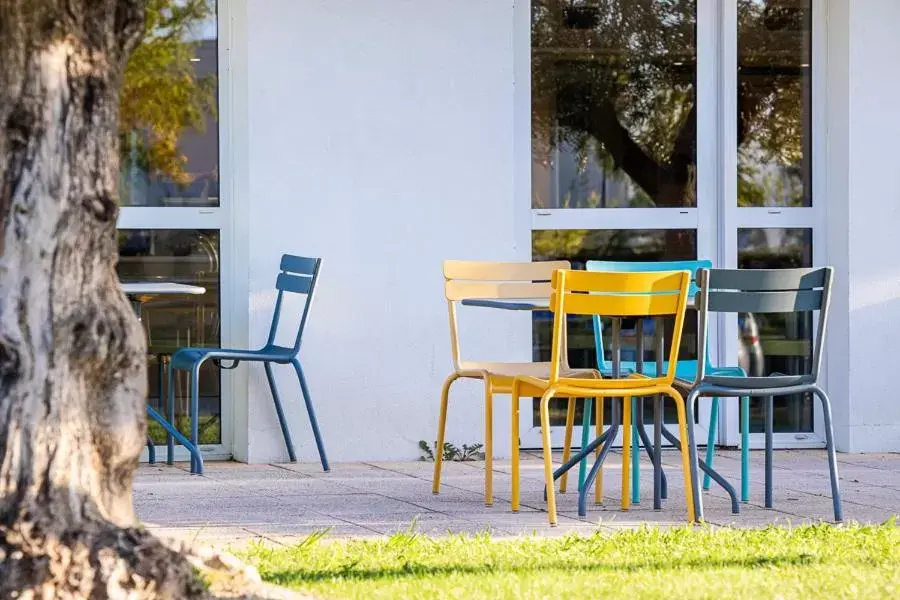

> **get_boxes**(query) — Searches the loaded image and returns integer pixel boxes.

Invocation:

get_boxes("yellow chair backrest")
[548,269,691,385]
[442,260,570,371]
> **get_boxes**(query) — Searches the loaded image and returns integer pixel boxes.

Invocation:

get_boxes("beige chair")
[432,260,599,505]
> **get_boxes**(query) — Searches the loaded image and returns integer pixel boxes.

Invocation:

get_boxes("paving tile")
[132,451,900,549]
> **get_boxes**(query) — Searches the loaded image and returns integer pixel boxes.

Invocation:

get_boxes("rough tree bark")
[0,2,294,598]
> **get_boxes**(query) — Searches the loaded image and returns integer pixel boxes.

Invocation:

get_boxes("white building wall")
[242,0,527,462]
[825,0,900,451]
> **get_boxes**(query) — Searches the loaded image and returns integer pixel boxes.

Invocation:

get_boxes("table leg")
[147,406,204,474]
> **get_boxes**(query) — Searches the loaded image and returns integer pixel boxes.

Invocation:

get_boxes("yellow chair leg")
[540,389,558,526]
[560,397,576,494]
[595,397,604,504]
[484,382,493,506]
[433,374,457,494]
[511,380,520,512]
[669,387,697,523]
[621,396,632,512]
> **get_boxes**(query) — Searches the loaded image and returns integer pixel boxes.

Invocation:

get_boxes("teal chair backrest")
[585,259,712,372]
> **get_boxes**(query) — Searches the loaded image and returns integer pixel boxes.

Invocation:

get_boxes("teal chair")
[581,259,750,508]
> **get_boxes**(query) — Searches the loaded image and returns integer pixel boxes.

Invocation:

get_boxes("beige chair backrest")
[442,260,570,372]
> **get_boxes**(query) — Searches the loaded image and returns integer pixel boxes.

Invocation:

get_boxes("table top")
[462,297,696,311]
[121,282,206,296]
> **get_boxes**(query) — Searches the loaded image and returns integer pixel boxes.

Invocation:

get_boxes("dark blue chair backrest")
[266,254,322,352]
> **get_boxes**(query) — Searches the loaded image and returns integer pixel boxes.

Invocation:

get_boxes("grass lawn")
[243,521,899,600]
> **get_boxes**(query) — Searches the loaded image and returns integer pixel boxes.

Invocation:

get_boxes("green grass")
[242,521,900,600]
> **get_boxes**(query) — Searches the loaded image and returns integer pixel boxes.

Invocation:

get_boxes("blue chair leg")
[703,397,719,490]
[578,398,592,493]
[167,361,176,465]
[148,406,204,474]
[264,362,298,463]
[293,359,329,472]
[146,436,156,464]
[190,363,202,474]
[764,395,774,509]
[741,395,750,502]
[812,386,843,522]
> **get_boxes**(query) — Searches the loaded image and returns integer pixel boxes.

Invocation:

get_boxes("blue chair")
[581,260,750,507]
[166,254,329,474]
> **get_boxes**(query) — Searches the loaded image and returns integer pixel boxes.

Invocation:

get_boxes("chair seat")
[700,373,815,391]
[600,360,745,380]
[171,345,295,369]
[455,362,599,392]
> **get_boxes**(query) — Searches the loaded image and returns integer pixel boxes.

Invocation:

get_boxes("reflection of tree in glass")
[532,0,809,210]
[119,0,216,188]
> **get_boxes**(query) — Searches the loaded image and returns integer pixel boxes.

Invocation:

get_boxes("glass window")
[119,1,219,207]
[531,229,697,429]
[532,0,698,209]
[118,230,222,444]
[737,0,812,207]
[738,228,814,433]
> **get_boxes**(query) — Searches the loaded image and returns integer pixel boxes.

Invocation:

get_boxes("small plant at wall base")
[419,440,484,462]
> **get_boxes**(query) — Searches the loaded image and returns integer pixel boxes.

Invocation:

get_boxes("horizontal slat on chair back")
[552,291,682,316]
[280,254,319,276]
[443,260,569,282]
[707,268,827,292]
[558,270,687,294]
[445,281,550,301]
[587,259,711,295]
[707,289,824,313]
[276,272,313,294]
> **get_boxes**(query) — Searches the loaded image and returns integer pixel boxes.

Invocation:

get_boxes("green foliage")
[242,521,900,599]
[418,440,484,462]
[120,0,216,186]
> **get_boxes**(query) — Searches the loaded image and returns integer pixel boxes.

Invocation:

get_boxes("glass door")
[718,0,826,448]
[117,1,233,461]
[521,0,719,448]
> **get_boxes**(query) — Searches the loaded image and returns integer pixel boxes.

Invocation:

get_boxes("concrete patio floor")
[135,449,900,549]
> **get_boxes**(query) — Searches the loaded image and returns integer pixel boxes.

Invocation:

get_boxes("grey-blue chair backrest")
[696,267,833,381]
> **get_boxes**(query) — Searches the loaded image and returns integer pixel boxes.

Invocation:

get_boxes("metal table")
[462,296,738,516]
[121,282,206,473]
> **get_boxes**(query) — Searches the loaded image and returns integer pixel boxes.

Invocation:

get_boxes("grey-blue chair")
[166,254,329,474]
[681,267,842,522]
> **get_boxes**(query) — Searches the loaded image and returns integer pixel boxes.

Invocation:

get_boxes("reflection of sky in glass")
[181,0,217,42]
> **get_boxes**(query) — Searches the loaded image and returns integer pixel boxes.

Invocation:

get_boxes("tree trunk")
[0,2,286,597]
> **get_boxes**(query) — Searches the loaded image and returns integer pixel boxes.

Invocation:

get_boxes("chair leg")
[621,396,632,512]
[433,374,457,495]
[146,436,156,464]
[294,360,329,472]
[539,388,559,526]
[741,395,750,503]
[765,395,774,509]
[559,397,576,494]
[511,380,521,512]
[672,387,698,523]
[595,398,604,504]
[812,386,843,522]
[167,361,177,465]
[190,364,202,474]
[631,397,640,504]
[484,382,494,506]
[703,397,719,491]
[654,394,666,506]
[263,362,296,463]
[578,398,592,494]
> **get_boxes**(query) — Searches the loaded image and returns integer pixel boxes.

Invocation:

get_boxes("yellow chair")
[510,269,697,526]
[433,260,599,506]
